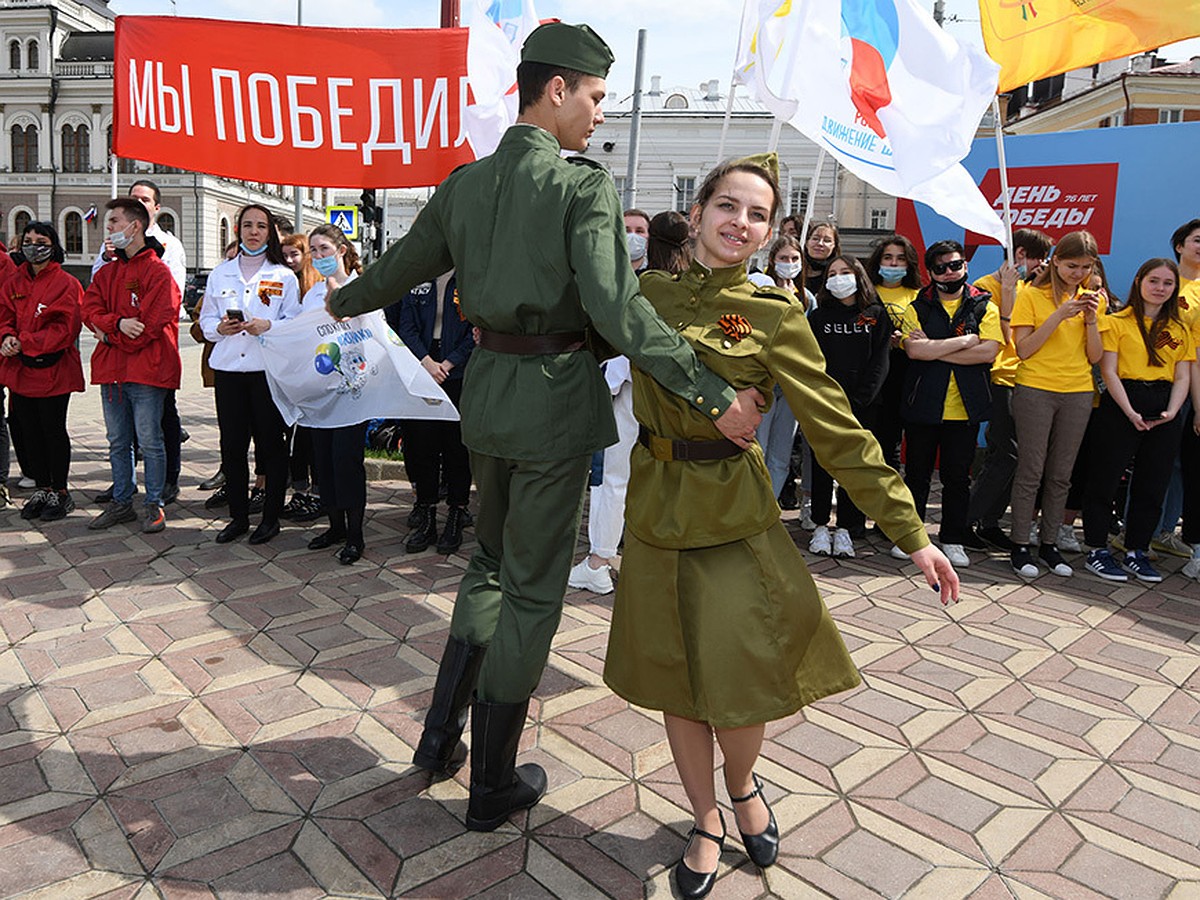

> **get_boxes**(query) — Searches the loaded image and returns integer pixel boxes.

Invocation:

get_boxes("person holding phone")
[1007,231,1106,578]
[199,204,301,545]
[1082,259,1192,582]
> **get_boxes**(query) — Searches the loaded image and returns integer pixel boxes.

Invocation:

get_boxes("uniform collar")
[682,259,748,291]
[499,124,562,155]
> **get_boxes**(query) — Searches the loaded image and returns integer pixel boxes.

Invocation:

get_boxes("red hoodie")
[0,261,85,397]
[81,240,181,390]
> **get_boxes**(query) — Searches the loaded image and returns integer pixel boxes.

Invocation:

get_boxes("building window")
[790,186,809,216]
[8,40,19,71]
[105,126,138,174]
[62,124,90,173]
[64,212,84,255]
[674,176,696,212]
[26,39,37,71]
[612,174,626,199]
[1159,108,1184,124]
[14,210,32,237]
[11,124,38,172]
[153,162,183,174]
[219,217,230,253]
[158,212,176,236]
[870,208,889,230]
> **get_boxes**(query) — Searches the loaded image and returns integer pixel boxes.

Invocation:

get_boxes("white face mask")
[626,231,648,262]
[774,261,802,280]
[826,273,858,299]
[109,224,134,250]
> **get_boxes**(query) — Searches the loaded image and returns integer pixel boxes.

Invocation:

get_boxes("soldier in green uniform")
[600,154,960,898]
[326,22,764,832]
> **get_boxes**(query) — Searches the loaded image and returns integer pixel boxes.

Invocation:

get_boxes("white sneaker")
[890,544,910,560]
[1183,554,1200,581]
[832,528,855,558]
[1028,521,1040,546]
[1057,525,1082,553]
[1151,530,1193,559]
[17,476,35,490]
[567,559,613,594]
[942,543,970,567]
[808,525,833,556]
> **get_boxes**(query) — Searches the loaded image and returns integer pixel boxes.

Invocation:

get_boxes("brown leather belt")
[478,329,586,355]
[637,425,743,462]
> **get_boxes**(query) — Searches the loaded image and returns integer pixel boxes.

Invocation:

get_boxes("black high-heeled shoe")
[729,773,779,868]
[673,810,725,899]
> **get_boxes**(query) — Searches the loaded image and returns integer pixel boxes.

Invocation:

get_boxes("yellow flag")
[979,0,1200,92]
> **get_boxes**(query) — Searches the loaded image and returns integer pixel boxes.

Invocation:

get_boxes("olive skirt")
[603,521,861,729]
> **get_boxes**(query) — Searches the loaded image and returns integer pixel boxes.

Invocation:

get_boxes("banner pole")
[800,148,826,240]
[992,96,1014,250]
[716,77,737,162]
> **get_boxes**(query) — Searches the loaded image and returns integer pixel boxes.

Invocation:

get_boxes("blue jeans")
[755,384,797,498]
[101,383,167,508]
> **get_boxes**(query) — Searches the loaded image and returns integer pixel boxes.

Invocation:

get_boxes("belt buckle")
[649,434,675,462]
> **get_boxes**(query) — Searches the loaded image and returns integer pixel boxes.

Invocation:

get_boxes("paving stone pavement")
[3,364,1200,898]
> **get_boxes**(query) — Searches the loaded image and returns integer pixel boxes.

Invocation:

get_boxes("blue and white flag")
[260,308,459,428]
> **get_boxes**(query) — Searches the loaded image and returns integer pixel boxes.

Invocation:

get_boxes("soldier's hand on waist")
[715,387,764,448]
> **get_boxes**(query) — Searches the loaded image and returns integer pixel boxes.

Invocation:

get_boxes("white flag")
[464,0,540,159]
[259,309,460,428]
[735,0,1005,243]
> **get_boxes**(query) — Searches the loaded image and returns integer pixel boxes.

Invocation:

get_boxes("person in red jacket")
[81,198,181,533]
[0,223,84,521]
[0,237,18,506]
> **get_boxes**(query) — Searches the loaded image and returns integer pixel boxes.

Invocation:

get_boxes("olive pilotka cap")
[520,22,615,79]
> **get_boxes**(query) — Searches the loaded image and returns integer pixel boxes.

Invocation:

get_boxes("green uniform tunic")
[329,125,737,702]
[604,262,930,729]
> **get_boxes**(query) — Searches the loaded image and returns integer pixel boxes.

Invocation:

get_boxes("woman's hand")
[1125,408,1153,432]
[243,317,271,336]
[421,355,447,384]
[216,315,244,336]
[908,544,960,606]
[0,335,19,357]
[1057,296,1090,320]
[1147,408,1177,429]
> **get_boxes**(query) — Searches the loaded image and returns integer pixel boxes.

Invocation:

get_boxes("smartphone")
[1144,412,1166,421]
[225,307,245,322]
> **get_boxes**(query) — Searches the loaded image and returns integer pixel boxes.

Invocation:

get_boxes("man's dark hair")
[1011,227,1052,261]
[517,61,586,113]
[925,239,965,271]
[1170,218,1200,262]
[106,197,150,231]
[129,178,161,206]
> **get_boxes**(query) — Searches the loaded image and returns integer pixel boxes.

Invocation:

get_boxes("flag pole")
[716,77,738,162]
[991,96,1014,250]
[800,148,826,240]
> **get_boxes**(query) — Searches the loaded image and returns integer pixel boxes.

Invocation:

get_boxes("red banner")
[114,17,475,188]
[968,163,1120,254]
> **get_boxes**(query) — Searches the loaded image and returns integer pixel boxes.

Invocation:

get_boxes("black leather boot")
[412,636,486,775]
[405,504,438,553]
[465,697,547,832]
[436,505,470,555]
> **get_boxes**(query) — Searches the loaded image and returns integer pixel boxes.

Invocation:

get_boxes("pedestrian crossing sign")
[326,205,359,240]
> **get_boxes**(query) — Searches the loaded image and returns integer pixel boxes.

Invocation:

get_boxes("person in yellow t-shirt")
[900,240,1001,569]
[968,228,1053,551]
[1171,219,1200,578]
[1008,230,1105,579]
[867,234,922,474]
[1082,259,1192,584]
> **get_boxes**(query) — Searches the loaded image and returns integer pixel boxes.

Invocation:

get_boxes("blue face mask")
[240,242,267,257]
[879,265,907,284]
[312,255,340,277]
[1016,264,1028,278]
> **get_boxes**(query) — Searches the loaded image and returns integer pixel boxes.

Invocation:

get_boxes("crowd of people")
[0,181,477,564]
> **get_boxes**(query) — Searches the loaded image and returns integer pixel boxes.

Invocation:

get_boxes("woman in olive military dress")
[603,155,958,899]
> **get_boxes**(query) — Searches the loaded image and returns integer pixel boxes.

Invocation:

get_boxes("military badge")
[717,314,752,342]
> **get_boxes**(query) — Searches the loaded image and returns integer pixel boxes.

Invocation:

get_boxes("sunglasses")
[930,259,966,276]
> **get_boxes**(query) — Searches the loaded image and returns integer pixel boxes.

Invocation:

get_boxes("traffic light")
[360,189,377,225]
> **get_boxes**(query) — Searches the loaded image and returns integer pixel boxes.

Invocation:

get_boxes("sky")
[105,0,1200,103]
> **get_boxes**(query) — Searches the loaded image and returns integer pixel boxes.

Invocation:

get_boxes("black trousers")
[288,425,317,491]
[1182,408,1200,545]
[874,349,908,470]
[163,390,182,486]
[402,378,471,507]
[903,420,977,544]
[967,384,1016,528]
[8,392,71,491]
[311,423,367,512]
[214,370,287,522]
[1083,386,1181,551]
[811,405,874,534]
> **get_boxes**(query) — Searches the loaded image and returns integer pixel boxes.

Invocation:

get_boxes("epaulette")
[751,285,798,305]
[566,155,605,171]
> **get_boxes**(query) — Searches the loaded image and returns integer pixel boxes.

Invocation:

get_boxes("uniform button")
[696,395,704,404]
[723,340,732,348]
[677,322,685,329]
[710,407,720,416]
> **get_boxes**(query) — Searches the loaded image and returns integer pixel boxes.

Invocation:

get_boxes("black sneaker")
[280,493,306,520]
[1011,545,1038,578]
[975,524,1015,552]
[21,489,50,520]
[1037,544,1073,577]
[39,491,75,522]
[248,487,266,514]
[293,493,325,523]
[959,529,989,551]
[204,485,228,509]
[89,501,137,530]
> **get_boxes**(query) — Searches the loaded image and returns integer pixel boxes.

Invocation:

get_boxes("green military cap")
[521,22,615,79]
[730,152,780,189]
